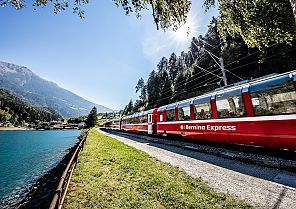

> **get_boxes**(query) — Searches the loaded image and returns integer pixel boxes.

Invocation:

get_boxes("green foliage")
[67,115,87,124]
[124,17,296,113]
[3,0,295,48]
[1,0,88,18]
[159,70,172,106]
[123,100,134,115]
[0,89,62,127]
[85,106,97,128]
[113,0,191,30]
[135,77,144,93]
[2,0,191,30]
[64,129,251,208]
[0,109,11,122]
[147,70,160,109]
[204,0,296,49]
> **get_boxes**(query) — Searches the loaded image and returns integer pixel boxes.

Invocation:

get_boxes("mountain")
[0,89,61,126]
[0,61,112,117]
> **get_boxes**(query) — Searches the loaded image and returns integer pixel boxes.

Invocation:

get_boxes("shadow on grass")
[101,129,296,190]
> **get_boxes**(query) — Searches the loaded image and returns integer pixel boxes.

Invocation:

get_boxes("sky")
[0,0,217,110]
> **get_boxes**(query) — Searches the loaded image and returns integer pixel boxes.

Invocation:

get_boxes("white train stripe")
[157,114,296,124]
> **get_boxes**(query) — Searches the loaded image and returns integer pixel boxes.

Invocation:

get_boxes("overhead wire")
[154,76,221,105]
[223,42,279,68]
[155,45,296,107]
[201,39,245,81]
[130,35,294,115]
[155,66,221,97]
[226,46,296,72]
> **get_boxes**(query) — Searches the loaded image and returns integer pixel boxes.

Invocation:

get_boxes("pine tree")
[147,70,160,109]
[126,100,134,114]
[86,107,97,128]
[159,71,172,106]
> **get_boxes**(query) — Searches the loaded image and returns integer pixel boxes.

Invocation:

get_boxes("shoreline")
[0,127,29,131]
[0,127,79,131]
[15,137,81,209]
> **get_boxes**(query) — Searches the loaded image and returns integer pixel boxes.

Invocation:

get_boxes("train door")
[148,113,153,134]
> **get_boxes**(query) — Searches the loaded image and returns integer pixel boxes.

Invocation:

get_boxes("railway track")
[102,128,296,173]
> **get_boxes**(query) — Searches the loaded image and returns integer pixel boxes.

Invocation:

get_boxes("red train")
[105,70,296,151]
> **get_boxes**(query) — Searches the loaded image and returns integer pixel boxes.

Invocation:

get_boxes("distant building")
[78,122,86,129]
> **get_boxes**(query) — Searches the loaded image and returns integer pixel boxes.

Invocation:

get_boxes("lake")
[0,130,80,208]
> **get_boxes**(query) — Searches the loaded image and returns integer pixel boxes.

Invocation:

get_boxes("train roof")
[159,70,296,110]
[122,108,155,119]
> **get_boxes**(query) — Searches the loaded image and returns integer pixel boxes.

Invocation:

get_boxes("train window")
[194,102,212,119]
[251,80,296,115]
[141,115,148,123]
[178,106,191,121]
[216,93,246,118]
[166,109,176,121]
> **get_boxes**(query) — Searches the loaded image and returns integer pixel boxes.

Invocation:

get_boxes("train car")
[121,109,157,134]
[156,71,296,151]
[105,118,121,130]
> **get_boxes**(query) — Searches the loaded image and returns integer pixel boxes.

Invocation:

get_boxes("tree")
[204,0,296,49]
[85,106,97,128]
[0,89,61,126]
[159,71,172,106]
[135,78,145,93]
[147,70,160,109]
[0,109,11,122]
[125,100,134,115]
[168,53,178,82]
[172,72,186,102]
[4,0,295,49]
[133,99,143,112]
[2,0,191,30]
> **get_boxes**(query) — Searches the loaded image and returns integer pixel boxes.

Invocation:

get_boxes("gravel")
[97,128,296,209]
[111,130,296,172]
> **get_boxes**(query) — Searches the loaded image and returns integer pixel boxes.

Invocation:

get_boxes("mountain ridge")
[0,61,112,117]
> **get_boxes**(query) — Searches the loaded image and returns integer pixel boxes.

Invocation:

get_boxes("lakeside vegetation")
[0,89,61,128]
[64,129,251,208]
[0,89,111,130]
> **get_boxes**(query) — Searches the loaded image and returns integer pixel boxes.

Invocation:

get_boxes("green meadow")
[64,129,251,209]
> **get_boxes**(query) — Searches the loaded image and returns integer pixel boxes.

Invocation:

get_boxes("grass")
[64,129,251,209]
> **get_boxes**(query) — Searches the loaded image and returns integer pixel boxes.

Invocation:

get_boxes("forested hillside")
[0,61,112,117]
[123,17,296,115]
[0,89,61,127]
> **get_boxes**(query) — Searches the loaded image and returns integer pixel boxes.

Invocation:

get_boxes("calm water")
[0,130,80,208]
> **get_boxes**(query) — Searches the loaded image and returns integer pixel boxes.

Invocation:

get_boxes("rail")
[49,130,88,209]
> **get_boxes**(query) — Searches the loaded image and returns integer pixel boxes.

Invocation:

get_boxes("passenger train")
[105,70,296,151]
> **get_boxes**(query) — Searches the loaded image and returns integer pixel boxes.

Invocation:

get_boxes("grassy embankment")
[64,129,251,209]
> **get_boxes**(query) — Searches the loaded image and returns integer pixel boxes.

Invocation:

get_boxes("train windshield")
[250,77,296,115]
